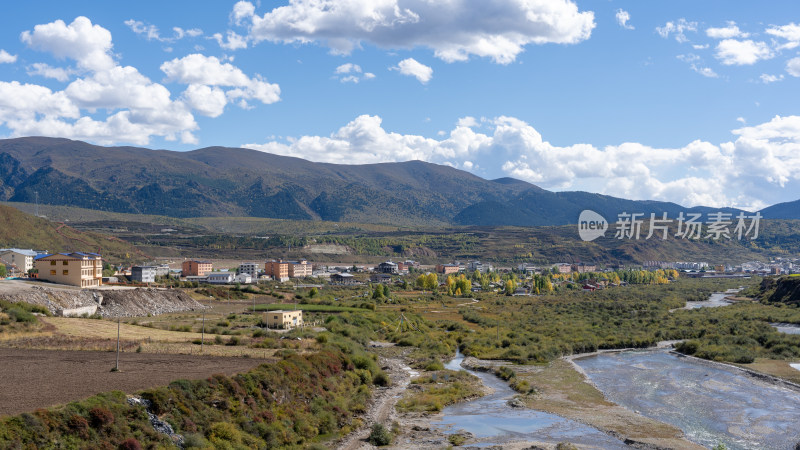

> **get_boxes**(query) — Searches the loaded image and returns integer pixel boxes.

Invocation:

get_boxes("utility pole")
[114,316,121,372]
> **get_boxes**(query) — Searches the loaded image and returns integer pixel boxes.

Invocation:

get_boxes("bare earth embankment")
[0,348,266,417]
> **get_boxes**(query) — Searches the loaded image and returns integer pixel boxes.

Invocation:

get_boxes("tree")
[309,287,319,298]
[0,264,6,278]
[504,279,516,296]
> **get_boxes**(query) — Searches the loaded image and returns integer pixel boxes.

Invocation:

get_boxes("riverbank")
[464,354,703,450]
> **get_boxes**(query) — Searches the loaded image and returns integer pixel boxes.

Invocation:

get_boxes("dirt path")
[0,348,267,417]
[336,347,411,450]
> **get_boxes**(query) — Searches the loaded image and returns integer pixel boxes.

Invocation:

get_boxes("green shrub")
[367,423,392,446]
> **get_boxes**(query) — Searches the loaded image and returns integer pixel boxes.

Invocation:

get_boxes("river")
[432,352,627,448]
[575,349,800,449]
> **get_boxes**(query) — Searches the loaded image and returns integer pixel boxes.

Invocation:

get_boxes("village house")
[239,262,260,278]
[130,266,156,283]
[207,272,235,284]
[287,260,312,278]
[370,273,392,283]
[0,248,38,274]
[182,260,212,277]
[34,252,103,288]
[376,261,399,274]
[265,310,303,329]
[264,260,290,282]
[330,272,356,285]
[436,263,460,275]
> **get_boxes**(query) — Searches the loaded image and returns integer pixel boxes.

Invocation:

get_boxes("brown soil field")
[0,348,267,417]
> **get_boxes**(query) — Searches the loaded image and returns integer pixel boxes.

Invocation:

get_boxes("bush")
[367,423,392,446]
[66,414,89,439]
[373,371,390,386]
[424,360,444,371]
[88,407,114,428]
[7,307,36,324]
[118,438,142,450]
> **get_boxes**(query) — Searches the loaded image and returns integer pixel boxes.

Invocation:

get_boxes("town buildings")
[264,260,289,282]
[0,248,38,274]
[130,266,156,283]
[182,260,212,277]
[436,263,460,275]
[34,252,103,288]
[239,262,260,278]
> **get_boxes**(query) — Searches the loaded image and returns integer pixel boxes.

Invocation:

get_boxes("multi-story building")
[264,260,289,282]
[239,262,260,278]
[436,264,460,275]
[556,263,572,274]
[573,264,597,273]
[377,261,399,274]
[154,264,170,277]
[287,260,312,278]
[265,310,303,329]
[467,261,493,273]
[0,248,38,274]
[182,260,212,277]
[34,252,103,288]
[131,266,156,283]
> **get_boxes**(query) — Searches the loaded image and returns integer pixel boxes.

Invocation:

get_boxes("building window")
[50,261,56,265]
[63,270,68,275]
[50,270,56,275]
[63,261,68,266]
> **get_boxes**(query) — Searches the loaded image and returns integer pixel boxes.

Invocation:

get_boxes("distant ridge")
[0,136,791,226]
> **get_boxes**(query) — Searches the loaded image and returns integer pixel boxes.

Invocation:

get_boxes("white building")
[207,272,234,284]
[130,266,156,283]
[235,273,252,284]
[0,248,38,274]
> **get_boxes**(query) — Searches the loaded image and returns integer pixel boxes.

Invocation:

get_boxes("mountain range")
[0,137,796,227]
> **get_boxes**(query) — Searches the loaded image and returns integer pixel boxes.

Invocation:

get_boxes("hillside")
[1,137,785,227]
[761,199,800,220]
[756,276,800,306]
[0,204,143,263]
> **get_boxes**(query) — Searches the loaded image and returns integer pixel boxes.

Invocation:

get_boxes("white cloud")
[766,22,800,50]
[656,18,698,43]
[0,49,17,64]
[2,17,204,146]
[21,16,115,71]
[212,31,248,50]
[715,39,773,65]
[391,58,432,84]
[161,53,280,110]
[333,63,374,83]
[235,0,595,64]
[183,84,228,117]
[243,114,800,210]
[615,9,633,30]
[760,73,784,84]
[125,20,203,43]
[692,65,718,78]
[787,57,800,77]
[706,22,749,39]
[26,63,77,82]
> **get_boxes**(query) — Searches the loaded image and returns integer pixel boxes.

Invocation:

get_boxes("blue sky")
[1,1,799,210]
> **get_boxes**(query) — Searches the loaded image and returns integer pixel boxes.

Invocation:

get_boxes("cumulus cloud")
[244,114,800,210]
[787,57,800,77]
[233,0,595,64]
[333,63,374,83]
[0,49,17,64]
[766,22,800,50]
[0,17,279,145]
[161,53,280,112]
[706,22,749,39]
[212,31,247,50]
[391,58,432,84]
[26,63,77,82]
[715,39,773,65]
[21,17,115,72]
[656,18,698,43]
[615,9,633,30]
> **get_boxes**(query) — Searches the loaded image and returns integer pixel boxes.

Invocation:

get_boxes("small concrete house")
[265,310,303,329]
